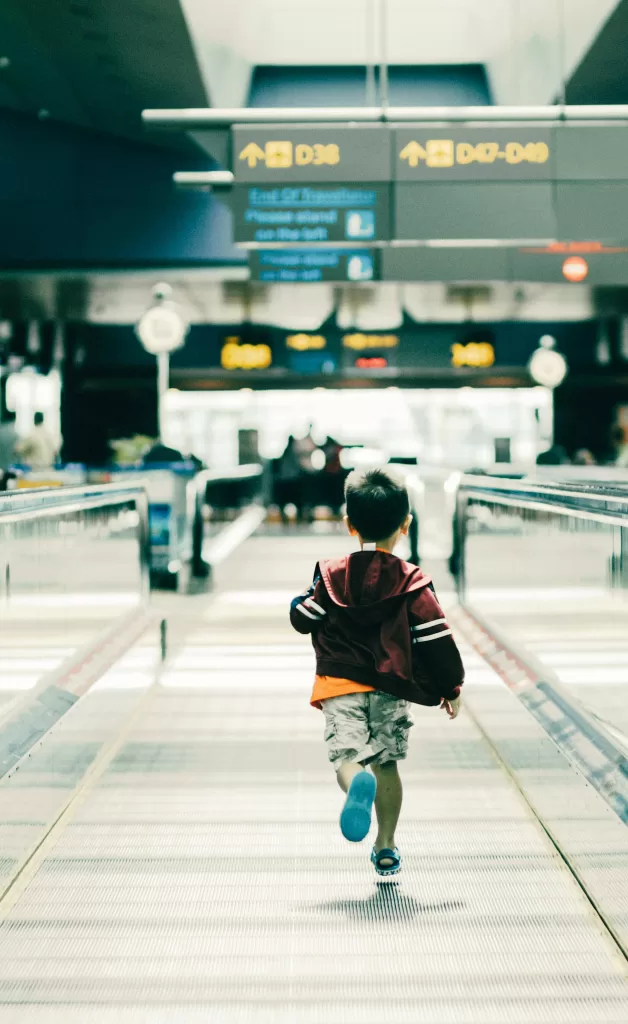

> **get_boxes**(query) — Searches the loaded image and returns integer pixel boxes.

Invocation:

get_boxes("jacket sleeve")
[409,586,465,701]
[289,574,328,635]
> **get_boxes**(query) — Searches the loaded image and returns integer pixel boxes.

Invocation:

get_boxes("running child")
[290,467,465,875]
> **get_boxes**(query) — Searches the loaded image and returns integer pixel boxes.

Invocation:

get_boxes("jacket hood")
[319,551,431,622]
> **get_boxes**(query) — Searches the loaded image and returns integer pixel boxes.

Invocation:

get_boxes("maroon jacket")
[290,550,464,705]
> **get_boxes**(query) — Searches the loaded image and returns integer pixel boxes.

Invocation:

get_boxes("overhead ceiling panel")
[178,0,621,107]
[179,0,506,67]
[0,0,207,147]
[248,65,491,108]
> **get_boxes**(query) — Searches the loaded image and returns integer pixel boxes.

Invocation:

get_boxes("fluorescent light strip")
[160,670,311,690]
[537,652,628,667]
[9,593,138,608]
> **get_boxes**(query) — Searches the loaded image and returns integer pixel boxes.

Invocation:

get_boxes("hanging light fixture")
[528,335,568,388]
[136,284,189,439]
[136,283,189,356]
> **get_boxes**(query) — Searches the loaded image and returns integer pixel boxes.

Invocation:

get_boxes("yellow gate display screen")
[286,334,327,351]
[221,339,272,371]
[451,342,495,368]
[343,333,399,351]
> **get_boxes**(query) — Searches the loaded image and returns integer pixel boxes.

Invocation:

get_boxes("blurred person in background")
[294,424,318,521]
[142,438,185,464]
[0,410,17,471]
[275,434,303,523]
[536,443,570,466]
[14,412,59,470]
[612,426,628,468]
[573,448,596,466]
[321,434,345,517]
[294,424,316,473]
[0,410,18,490]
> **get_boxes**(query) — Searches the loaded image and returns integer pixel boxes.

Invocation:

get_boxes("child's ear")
[399,514,412,537]
[343,515,358,537]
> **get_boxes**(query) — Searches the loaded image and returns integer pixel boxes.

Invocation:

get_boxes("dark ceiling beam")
[566,0,628,104]
[0,0,207,150]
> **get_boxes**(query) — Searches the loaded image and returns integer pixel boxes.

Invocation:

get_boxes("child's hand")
[440,695,461,720]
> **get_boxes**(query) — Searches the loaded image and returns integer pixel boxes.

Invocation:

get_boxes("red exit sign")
[355,356,388,369]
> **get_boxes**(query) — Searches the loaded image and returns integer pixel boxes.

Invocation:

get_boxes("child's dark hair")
[345,468,409,541]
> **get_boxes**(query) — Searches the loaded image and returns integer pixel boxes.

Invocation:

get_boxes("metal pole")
[143,104,628,126]
[365,0,377,107]
[379,0,389,110]
[557,0,566,109]
[511,0,520,106]
[156,352,169,439]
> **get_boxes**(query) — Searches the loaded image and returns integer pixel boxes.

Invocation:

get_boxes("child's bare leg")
[336,761,365,793]
[371,761,402,866]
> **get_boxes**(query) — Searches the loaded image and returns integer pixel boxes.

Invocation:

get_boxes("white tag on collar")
[363,542,377,551]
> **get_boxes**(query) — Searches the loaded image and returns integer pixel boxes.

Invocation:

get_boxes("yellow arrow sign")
[399,140,428,168]
[239,142,266,168]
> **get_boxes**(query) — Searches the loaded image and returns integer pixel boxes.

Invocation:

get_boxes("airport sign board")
[164,121,628,252]
[232,184,390,244]
[227,123,628,248]
[394,127,553,180]
[381,241,628,284]
[233,125,391,183]
[249,248,379,283]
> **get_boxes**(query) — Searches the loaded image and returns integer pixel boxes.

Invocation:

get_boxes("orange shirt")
[310,675,375,710]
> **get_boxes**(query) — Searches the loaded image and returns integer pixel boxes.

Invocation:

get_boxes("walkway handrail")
[451,474,628,587]
[0,482,156,777]
[0,482,151,595]
[456,475,628,522]
[451,471,628,822]
[196,464,264,488]
[187,464,264,580]
[0,481,148,517]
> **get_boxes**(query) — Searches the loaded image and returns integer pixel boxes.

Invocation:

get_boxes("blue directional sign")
[249,248,379,283]
[232,185,390,244]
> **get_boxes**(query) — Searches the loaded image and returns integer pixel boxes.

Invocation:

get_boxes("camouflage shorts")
[321,691,414,771]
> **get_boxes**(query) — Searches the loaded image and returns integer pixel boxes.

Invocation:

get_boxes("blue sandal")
[371,846,401,876]
[340,772,376,842]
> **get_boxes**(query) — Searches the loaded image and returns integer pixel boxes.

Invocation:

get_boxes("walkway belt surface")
[0,533,626,1023]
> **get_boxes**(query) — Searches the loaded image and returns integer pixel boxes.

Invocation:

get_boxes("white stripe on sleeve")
[412,618,447,632]
[305,598,326,616]
[296,604,319,620]
[413,629,453,644]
